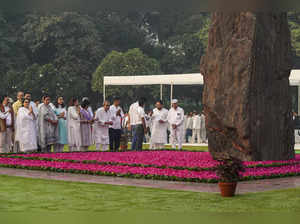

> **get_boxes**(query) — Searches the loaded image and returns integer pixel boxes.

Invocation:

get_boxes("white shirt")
[128,102,139,125]
[167,107,185,127]
[136,106,145,125]
[109,104,124,129]
[192,115,201,129]
[186,116,193,129]
[95,107,112,126]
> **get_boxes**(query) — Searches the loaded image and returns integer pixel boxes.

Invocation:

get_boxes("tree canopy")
[92,48,161,107]
[1,11,300,111]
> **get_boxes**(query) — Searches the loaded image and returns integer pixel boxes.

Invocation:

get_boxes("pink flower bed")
[16,151,219,169]
[0,155,300,183]
[0,157,218,182]
[14,151,300,170]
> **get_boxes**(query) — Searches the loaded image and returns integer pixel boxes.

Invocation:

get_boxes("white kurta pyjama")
[93,107,112,148]
[167,107,185,149]
[150,108,169,148]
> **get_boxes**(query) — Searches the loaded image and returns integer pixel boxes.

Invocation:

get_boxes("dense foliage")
[1,11,300,111]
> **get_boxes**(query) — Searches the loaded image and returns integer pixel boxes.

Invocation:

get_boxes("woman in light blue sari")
[54,97,68,152]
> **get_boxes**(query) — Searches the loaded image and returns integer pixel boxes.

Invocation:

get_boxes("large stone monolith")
[200,12,295,161]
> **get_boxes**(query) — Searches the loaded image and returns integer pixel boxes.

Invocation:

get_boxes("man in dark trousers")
[109,97,124,151]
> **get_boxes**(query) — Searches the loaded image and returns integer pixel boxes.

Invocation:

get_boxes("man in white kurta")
[94,101,113,151]
[150,100,169,149]
[167,99,185,150]
[191,112,201,144]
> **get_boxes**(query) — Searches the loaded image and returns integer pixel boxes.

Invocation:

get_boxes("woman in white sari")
[16,99,37,152]
[67,98,81,151]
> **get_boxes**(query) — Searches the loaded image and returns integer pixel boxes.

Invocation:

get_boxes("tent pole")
[170,83,173,107]
[160,84,163,100]
[298,84,300,115]
[103,82,106,102]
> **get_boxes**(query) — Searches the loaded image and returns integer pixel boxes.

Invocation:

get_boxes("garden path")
[0,167,300,194]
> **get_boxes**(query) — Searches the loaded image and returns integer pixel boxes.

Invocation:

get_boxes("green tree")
[22,64,62,100]
[0,12,28,97]
[160,33,205,74]
[94,11,149,53]
[288,12,300,68]
[21,12,105,102]
[92,48,161,106]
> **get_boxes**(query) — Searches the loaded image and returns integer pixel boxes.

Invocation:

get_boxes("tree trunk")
[200,12,295,161]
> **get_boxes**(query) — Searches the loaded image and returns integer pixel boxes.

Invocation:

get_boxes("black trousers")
[41,145,52,153]
[109,128,122,151]
[135,124,145,151]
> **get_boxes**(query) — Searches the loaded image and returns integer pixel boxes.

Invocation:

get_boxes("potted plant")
[215,157,245,197]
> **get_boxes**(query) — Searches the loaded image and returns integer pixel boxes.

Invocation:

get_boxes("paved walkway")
[1,168,300,194]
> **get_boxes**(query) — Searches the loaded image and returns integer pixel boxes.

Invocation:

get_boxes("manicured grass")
[63,144,300,153]
[62,144,208,152]
[0,175,299,212]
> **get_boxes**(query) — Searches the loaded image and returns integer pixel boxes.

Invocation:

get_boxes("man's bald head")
[103,100,110,111]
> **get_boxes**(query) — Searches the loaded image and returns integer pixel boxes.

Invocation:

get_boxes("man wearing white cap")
[167,99,185,150]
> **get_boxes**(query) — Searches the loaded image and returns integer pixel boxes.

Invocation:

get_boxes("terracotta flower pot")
[218,182,237,197]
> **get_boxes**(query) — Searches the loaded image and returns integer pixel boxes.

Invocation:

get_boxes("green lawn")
[0,175,300,212]
[63,144,300,153]
[63,144,208,152]
[62,144,209,152]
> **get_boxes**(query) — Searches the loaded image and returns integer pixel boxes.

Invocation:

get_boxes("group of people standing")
[128,98,190,150]
[0,91,207,153]
[0,92,126,153]
[184,111,207,144]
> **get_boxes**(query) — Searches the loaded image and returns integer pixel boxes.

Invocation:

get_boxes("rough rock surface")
[200,12,295,161]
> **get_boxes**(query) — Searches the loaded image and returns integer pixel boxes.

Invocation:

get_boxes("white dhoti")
[94,125,110,151]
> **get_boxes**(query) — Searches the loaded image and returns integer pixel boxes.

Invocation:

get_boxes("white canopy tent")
[103,70,300,112]
[103,73,204,105]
